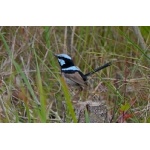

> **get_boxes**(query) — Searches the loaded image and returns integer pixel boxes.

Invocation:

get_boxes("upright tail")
[84,62,111,77]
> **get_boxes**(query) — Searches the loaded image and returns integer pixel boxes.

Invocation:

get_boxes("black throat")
[58,57,75,69]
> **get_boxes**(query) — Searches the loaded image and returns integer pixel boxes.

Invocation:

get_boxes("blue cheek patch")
[58,59,65,66]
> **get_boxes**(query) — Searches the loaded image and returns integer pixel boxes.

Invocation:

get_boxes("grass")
[0,26,150,123]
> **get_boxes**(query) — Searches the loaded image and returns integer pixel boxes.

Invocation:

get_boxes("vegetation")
[0,26,150,123]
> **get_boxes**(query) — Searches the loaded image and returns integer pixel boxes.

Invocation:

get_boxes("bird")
[54,53,111,90]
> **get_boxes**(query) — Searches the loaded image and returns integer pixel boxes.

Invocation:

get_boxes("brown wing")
[64,72,87,87]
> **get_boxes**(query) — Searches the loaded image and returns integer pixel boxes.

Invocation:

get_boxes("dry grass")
[0,26,150,123]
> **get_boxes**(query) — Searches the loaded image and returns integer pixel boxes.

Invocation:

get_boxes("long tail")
[84,62,111,77]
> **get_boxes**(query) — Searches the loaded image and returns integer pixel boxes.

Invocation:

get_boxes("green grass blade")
[60,77,77,123]
[33,48,47,122]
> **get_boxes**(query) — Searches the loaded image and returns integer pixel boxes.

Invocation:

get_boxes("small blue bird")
[55,54,111,89]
